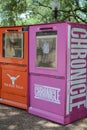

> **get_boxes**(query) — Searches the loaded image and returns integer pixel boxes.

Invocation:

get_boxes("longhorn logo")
[7,74,20,85]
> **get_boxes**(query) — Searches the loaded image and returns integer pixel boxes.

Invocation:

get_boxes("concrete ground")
[0,104,87,130]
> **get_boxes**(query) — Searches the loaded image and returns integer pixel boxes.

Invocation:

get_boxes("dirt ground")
[0,104,87,130]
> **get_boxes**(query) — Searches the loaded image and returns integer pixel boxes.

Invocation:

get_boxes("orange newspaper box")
[0,26,28,109]
[0,64,2,98]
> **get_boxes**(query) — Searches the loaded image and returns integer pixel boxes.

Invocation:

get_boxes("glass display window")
[36,31,57,69]
[2,33,24,59]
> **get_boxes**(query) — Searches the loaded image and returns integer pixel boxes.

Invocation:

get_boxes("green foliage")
[0,0,87,26]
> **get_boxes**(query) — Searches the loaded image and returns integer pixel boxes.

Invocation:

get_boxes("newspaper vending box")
[0,26,28,109]
[28,22,87,124]
[0,64,2,99]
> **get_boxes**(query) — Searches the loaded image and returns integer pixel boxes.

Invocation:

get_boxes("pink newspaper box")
[28,22,87,124]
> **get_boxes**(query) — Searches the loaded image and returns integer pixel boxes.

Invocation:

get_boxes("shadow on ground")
[0,104,87,130]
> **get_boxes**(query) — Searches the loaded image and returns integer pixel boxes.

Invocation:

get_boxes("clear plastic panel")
[36,31,57,69]
[3,33,24,59]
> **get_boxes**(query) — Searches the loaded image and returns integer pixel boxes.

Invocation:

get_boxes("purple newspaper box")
[28,22,87,124]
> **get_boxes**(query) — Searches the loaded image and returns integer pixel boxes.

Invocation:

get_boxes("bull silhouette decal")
[7,74,20,85]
